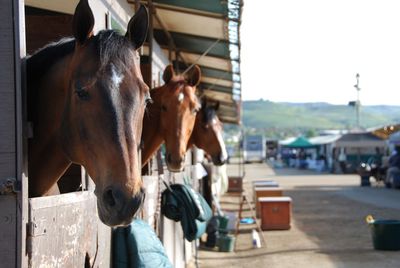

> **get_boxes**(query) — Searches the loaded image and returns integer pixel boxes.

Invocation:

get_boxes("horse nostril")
[167,153,172,163]
[103,188,116,208]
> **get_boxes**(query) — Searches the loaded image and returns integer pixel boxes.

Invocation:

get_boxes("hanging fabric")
[161,182,212,241]
[113,219,172,268]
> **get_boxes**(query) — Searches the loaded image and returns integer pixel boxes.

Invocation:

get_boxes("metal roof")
[335,132,386,148]
[308,135,341,145]
[368,124,400,140]
[131,0,243,124]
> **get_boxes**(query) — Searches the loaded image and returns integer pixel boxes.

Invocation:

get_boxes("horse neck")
[187,113,200,150]
[141,86,164,166]
[190,106,208,148]
[28,54,73,196]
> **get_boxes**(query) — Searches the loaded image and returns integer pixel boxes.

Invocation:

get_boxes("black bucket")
[368,219,400,250]
[360,175,371,187]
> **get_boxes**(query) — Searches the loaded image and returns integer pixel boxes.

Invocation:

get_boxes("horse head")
[60,0,149,226]
[143,65,201,172]
[190,100,228,166]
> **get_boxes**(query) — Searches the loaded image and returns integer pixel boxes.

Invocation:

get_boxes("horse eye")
[161,105,167,112]
[74,81,90,100]
[192,107,200,114]
[75,88,90,100]
[145,95,153,106]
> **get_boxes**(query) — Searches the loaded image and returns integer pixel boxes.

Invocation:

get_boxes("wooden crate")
[228,176,243,193]
[252,180,279,188]
[252,180,279,202]
[259,196,292,230]
[254,187,283,218]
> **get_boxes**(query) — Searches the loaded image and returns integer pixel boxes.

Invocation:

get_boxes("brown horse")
[189,100,227,165]
[141,65,201,172]
[26,0,149,227]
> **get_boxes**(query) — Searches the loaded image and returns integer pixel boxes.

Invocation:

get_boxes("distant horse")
[141,65,201,172]
[189,100,227,166]
[26,0,149,227]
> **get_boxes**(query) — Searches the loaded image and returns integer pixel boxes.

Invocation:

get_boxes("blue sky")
[241,0,400,105]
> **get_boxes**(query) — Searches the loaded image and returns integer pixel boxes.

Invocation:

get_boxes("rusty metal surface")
[0,178,21,195]
[28,192,111,267]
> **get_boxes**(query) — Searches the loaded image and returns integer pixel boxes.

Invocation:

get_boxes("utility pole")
[354,73,361,128]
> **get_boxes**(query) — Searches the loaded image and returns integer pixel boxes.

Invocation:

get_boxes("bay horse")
[141,65,201,172]
[189,100,227,166]
[26,0,149,227]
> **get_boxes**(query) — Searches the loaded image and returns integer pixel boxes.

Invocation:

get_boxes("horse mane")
[26,30,135,123]
[94,30,136,70]
[26,30,134,89]
[202,105,217,124]
[26,38,75,124]
[26,37,76,92]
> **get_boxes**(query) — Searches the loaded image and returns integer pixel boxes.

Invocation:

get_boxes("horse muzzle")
[166,153,185,172]
[212,152,227,166]
[96,186,145,227]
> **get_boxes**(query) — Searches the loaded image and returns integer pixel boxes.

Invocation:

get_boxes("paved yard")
[198,162,400,268]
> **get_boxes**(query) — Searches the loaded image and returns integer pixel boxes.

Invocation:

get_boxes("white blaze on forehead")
[178,92,184,102]
[111,64,124,88]
[216,129,228,160]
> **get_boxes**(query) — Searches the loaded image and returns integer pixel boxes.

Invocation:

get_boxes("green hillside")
[241,100,400,136]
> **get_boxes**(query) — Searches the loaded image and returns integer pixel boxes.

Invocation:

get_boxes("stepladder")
[234,191,266,250]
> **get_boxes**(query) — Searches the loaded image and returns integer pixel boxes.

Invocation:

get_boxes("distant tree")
[305,129,317,138]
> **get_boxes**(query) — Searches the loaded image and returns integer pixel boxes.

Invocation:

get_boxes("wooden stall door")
[28,192,111,267]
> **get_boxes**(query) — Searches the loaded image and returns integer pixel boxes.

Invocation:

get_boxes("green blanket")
[161,183,212,241]
[113,220,172,268]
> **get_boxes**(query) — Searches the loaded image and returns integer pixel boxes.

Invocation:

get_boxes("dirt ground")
[197,162,400,268]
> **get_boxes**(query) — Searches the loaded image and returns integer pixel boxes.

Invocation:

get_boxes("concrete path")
[198,162,400,268]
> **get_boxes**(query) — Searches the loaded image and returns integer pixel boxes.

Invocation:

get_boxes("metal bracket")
[27,219,47,237]
[0,178,21,195]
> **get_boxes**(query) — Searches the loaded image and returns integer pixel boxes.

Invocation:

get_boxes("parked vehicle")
[243,135,266,163]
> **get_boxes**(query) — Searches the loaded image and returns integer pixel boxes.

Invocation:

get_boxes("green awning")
[281,137,315,148]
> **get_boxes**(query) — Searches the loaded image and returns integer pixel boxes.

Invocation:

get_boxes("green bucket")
[218,216,229,233]
[217,234,235,252]
[368,219,400,250]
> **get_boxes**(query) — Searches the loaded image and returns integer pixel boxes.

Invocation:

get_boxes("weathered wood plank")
[0,92,16,154]
[0,153,15,179]
[0,196,17,267]
[0,0,15,95]
[29,192,111,267]
[25,11,73,54]
[29,191,92,208]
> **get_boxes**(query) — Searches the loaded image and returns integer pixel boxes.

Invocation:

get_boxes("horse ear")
[188,65,201,87]
[201,98,207,108]
[72,0,95,45]
[163,65,175,83]
[126,5,149,50]
[214,101,220,111]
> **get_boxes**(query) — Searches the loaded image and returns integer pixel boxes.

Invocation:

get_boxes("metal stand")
[234,190,266,250]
